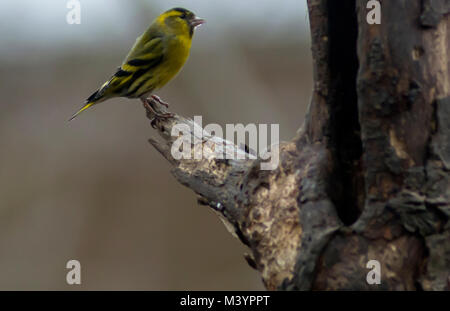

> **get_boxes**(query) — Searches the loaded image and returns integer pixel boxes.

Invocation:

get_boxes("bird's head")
[158,8,205,38]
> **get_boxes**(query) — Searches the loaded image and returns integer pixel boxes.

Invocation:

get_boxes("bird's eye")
[179,12,187,20]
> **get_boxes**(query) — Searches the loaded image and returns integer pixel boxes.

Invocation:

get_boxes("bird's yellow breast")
[153,35,192,90]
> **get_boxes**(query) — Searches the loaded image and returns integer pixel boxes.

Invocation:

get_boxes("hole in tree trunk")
[326,0,364,225]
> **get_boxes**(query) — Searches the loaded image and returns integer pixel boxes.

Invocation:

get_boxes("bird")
[69,7,205,121]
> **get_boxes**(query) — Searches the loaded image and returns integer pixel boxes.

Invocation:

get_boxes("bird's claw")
[141,99,175,126]
[150,94,170,108]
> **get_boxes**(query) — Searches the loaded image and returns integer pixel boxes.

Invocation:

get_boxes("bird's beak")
[190,17,205,28]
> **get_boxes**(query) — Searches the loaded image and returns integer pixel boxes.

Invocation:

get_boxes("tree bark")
[145,0,450,290]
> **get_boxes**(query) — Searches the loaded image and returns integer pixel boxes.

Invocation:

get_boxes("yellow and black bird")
[69,8,205,121]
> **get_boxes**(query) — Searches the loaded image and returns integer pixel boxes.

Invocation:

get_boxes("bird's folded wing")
[122,36,165,70]
[98,36,165,98]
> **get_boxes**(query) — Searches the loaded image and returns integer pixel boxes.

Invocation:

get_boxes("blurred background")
[0,0,312,290]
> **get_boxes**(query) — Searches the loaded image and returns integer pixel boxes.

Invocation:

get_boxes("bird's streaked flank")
[69,8,204,121]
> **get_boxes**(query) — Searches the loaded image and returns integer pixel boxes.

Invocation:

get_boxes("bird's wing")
[73,34,167,119]
[95,35,166,99]
[122,35,165,70]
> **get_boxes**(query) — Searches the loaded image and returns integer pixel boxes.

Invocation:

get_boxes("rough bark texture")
[146,0,450,290]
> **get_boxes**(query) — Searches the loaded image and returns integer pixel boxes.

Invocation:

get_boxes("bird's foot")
[141,98,174,120]
[150,94,170,108]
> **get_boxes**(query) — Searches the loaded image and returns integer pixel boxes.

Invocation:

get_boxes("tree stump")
[145,0,450,290]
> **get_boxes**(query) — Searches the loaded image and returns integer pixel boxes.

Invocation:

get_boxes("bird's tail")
[68,89,102,121]
[68,102,95,121]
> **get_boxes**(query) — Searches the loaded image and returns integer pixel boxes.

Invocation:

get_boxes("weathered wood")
[145,0,449,290]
